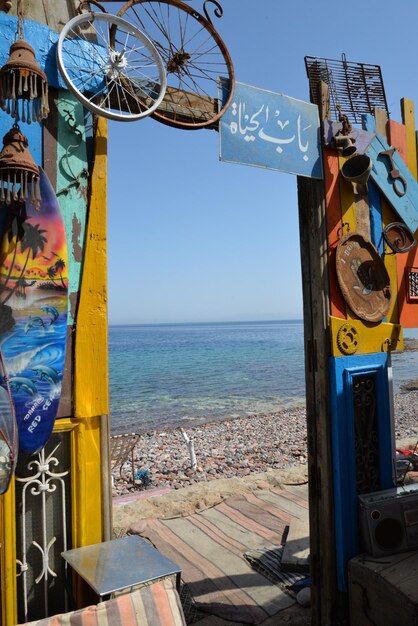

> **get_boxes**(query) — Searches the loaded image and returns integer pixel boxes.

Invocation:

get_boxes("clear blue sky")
[105,0,418,324]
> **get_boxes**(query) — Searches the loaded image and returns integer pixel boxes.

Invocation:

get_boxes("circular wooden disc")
[336,232,392,323]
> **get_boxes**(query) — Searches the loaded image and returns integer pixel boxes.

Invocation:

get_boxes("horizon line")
[108,318,304,327]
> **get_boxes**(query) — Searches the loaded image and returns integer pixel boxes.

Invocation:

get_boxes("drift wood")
[180,428,197,471]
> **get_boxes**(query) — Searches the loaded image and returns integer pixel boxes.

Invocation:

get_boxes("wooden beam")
[298,81,338,625]
[401,98,418,180]
[74,116,109,418]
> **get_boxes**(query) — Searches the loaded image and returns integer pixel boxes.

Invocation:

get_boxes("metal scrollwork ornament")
[203,0,223,23]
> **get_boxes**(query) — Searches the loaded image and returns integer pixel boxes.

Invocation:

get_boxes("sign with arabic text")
[219,80,323,179]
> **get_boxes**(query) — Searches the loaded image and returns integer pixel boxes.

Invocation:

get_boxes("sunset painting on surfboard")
[0,169,68,455]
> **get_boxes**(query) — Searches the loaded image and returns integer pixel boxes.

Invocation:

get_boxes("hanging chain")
[16,0,25,39]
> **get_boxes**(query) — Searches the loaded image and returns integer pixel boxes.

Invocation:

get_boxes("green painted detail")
[57,91,89,325]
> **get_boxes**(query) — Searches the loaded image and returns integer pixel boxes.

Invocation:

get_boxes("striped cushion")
[21,578,186,626]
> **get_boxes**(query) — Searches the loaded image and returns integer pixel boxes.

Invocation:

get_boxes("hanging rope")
[16,0,24,40]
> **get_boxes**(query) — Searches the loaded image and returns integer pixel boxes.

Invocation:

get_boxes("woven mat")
[136,485,309,625]
[244,544,309,596]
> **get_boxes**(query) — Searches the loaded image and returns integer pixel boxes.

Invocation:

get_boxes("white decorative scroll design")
[15,441,70,622]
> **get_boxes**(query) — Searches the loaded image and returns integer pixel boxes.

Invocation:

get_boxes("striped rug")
[138,484,309,624]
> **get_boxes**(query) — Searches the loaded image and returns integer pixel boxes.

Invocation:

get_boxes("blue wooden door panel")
[329,352,395,591]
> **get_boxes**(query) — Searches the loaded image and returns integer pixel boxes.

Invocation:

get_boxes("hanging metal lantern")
[0,125,40,206]
[0,38,49,123]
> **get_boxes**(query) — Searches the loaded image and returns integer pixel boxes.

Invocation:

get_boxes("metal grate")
[15,432,72,623]
[305,54,389,124]
[407,268,418,300]
[353,374,379,495]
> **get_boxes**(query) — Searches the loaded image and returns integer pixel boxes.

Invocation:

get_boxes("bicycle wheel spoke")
[114,0,234,127]
[179,69,213,101]
[57,11,166,121]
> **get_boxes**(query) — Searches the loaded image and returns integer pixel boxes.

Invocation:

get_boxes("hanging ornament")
[0,125,40,207]
[0,1,49,123]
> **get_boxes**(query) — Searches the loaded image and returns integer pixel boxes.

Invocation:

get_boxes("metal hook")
[203,0,223,24]
[77,0,107,14]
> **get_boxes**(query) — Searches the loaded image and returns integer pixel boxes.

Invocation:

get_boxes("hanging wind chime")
[0,124,40,205]
[0,1,49,123]
[0,1,48,208]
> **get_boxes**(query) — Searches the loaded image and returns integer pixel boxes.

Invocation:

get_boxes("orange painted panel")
[388,120,408,165]
[389,112,418,327]
[324,148,346,319]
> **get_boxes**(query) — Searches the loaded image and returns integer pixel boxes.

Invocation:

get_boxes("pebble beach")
[111,389,418,497]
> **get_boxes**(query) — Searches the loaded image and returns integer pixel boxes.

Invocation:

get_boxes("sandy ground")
[113,464,309,531]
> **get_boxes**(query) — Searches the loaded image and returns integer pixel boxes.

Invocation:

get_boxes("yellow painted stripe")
[1,481,17,626]
[401,98,418,180]
[381,198,399,324]
[74,117,109,418]
[330,316,403,357]
[338,155,357,320]
[338,155,356,230]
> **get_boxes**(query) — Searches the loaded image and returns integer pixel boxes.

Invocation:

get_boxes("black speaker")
[358,485,418,557]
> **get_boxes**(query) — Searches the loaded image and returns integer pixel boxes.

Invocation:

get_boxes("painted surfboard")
[0,168,68,455]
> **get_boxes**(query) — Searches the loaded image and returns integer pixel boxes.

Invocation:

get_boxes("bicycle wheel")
[57,11,167,122]
[117,0,235,129]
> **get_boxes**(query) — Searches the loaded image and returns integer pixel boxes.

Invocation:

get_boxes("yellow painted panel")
[74,117,109,418]
[54,417,102,548]
[330,315,403,357]
[381,198,399,324]
[0,481,17,626]
[338,155,357,321]
[401,98,418,180]
[338,155,356,230]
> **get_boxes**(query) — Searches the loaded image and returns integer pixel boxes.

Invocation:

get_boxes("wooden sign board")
[219,80,323,179]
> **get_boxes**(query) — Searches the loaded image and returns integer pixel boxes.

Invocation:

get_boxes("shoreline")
[112,389,418,498]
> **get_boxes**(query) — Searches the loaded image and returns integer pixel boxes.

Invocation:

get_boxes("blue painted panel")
[329,352,394,592]
[366,134,418,233]
[362,113,376,133]
[219,79,323,179]
[0,116,42,168]
[0,13,104,94]
[368,180,384,254]
[0,14,61,88]
[0,15,52,169]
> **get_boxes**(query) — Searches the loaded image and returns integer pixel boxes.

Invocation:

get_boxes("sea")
[108,320,418,434]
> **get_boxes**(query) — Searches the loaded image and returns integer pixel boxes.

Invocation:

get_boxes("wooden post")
[297,82,340,626]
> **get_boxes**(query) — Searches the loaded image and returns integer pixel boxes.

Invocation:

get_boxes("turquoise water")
[108,320,418,434]
[108,320,305,433]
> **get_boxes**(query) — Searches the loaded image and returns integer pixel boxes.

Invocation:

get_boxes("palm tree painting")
[1,223,47,305]
[53,257,66,289]
[47,265,59,287]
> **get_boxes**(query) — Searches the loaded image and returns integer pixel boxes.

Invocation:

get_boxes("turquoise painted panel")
[56,91,89,326]
[329,352,394,592]
[366,134,418,232]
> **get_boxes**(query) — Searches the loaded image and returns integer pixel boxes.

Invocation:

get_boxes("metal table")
[62,535,181,598]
